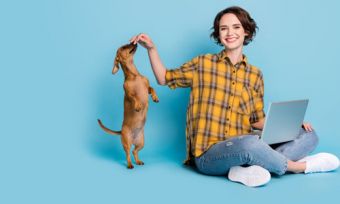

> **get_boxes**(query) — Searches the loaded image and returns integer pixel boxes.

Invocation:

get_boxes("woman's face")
[219,13,248,51]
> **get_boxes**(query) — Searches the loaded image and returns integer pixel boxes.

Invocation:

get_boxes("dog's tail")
[97,119,122,135]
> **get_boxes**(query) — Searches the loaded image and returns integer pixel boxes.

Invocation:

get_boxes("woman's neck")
[225,48,243,65]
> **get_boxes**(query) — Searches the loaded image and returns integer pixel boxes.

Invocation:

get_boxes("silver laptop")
[260,99,309,144]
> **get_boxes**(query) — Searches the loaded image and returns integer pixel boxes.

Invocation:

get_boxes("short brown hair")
[210,6,258,46]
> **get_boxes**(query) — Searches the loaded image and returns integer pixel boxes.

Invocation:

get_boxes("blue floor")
[82,140,340,204]
[2,130,339,204]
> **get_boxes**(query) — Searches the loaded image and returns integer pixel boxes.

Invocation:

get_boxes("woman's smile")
[225,37,238,43]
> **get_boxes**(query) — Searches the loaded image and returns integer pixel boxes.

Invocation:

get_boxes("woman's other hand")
[130,33,155,50]
[302,122,313,132]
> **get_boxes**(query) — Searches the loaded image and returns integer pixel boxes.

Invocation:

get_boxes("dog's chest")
[127,77,149,100]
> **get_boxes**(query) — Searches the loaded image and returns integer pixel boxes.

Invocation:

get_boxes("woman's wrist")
[147,45,156,52]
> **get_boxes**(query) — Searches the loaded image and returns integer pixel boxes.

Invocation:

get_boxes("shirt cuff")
[250,110,265,124]
[165,70,176,89]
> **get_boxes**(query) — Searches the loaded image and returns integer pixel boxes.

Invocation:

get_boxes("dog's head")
[112,43,138,74]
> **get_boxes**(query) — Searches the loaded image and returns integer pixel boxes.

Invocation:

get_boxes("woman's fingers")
[129,34,141,44]
[129,33,142,44]
[131,37,139,44]
[138,34,148,44]
[302,122,313,132]
[129,33,154,49]
[129,36,137,43]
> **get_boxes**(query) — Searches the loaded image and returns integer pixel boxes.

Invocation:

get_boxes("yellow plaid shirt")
[165,50,265,164]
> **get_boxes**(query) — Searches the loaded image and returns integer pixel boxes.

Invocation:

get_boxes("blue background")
[1,0,340,203]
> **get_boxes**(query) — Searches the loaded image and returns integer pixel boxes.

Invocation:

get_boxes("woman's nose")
[226,28,233,35]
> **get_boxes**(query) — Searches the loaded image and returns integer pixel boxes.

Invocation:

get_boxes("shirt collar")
[217,50,249,69]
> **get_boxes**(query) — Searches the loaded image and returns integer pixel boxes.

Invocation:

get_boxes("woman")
[130,6,339,187]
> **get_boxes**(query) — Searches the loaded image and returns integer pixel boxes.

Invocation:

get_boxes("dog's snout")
[129,44,137,54]
[120,43,137,54]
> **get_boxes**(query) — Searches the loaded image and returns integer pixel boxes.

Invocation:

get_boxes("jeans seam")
[279,159,288,175]
[202,152,245,170]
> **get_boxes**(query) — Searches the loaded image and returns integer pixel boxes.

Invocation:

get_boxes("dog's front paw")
[152,96,159,103]
[135,103,143,112]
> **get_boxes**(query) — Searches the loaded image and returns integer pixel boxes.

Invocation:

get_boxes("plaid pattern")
[165,50,265,163]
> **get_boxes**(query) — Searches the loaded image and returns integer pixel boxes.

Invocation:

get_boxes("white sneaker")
[298,153,340,174]
[228,165,271,187]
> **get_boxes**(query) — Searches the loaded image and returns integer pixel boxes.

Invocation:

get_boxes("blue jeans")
[194,129,319,176]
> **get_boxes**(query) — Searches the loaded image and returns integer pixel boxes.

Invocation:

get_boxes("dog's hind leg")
[133,145,144,165]
[121,133,134,169]
[133,132,145,165]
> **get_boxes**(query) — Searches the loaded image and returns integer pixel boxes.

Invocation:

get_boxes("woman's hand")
[130,33,155,50]
[251,118,265,130]
[302,122,313,132]
[129,33,166,85]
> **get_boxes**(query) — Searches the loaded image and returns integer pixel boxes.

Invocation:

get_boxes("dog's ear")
[112,55,120,74]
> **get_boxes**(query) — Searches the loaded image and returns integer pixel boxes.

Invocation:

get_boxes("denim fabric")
[194,129,318,176]
[273,129,319,161]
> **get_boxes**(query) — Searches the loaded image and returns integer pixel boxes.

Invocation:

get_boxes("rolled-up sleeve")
[165,56,198,89]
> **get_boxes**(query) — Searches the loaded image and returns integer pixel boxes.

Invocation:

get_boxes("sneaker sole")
[228,165,271,187]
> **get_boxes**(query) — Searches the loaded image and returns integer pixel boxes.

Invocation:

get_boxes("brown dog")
[98,43,159,169]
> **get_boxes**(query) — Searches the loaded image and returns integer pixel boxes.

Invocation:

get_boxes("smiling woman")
[129,6,339,187]
[218,14,247,57]
[210,6,258,46]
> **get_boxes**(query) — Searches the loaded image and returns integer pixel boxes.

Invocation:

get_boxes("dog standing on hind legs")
[98,43,159,169]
